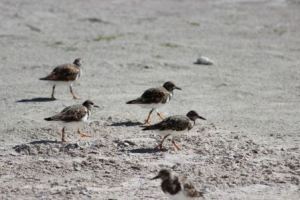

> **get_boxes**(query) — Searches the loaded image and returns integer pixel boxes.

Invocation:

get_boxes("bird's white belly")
[81,112,90,123]
[62,121,85,130]
[45,80,73,86]
[158,130,187,139]
[45,72,80,86]
[138,103,165,109]
[57,113,89,130]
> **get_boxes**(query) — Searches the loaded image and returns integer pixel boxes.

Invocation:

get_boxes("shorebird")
[44,100,99,142]
[40,58,82,99]
[126,81,181,124]
[142,110,206,150]
[151,169,204,200]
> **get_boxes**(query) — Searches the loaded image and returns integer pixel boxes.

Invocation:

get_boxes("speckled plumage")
[126,81,181,124]
[45,104,89,122]
[143,115,193,131]
[143,110,206,150]
[44,100,98,142]
[39,58,82,99]
[127,86,172,105]
[40,63,81,81]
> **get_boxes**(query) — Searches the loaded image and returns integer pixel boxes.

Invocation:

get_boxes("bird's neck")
[188,120,194,130]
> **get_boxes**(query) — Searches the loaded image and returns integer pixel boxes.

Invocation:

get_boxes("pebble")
[194,56,214,65]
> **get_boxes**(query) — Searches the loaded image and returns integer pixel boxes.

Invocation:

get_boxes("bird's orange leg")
[156,112,164,120]
[155,134,171,150]
[61,127,67,143]
[77,128,91,138]
[69,85,80,99]
[172,140,181,151]
[51,85,56,99]
[144,109,154,125]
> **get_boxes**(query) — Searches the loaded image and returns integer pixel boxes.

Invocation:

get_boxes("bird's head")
[73,58,82,67]
[186,110,206,123]
[82,100,99,109]
[163,81,181,92]
[151,169,171,181]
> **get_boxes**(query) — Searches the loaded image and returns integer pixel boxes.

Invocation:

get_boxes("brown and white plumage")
[40,64,80,81]
[151,169,204,200]
[126,81,181,124]
[143,110,206,150]
[40,58,82,99]
[44,100,99,142]
[45,104,89,122]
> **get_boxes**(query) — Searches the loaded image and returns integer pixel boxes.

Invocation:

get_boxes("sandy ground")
[0,0,299,199]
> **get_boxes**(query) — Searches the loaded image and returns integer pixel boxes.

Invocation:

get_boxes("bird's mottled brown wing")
[144,115,191,131]
[50,105,87,122]
[41,64,80,81]
[183,182,203,198]
[139,87,169,104]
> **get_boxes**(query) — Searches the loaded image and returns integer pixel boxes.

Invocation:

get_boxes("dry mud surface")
[0,0,299,199]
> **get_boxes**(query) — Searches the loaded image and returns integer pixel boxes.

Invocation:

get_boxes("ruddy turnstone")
[126,81,181,124]
[39,58,82,99]
[142,110,206,150]
[44,100,99,142]
[151,169,203,199]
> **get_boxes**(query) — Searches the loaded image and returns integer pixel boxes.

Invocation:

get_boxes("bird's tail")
[44,117,53,121]
[142,125,156,131]
[126,99,140,104]
[39,77,48,81]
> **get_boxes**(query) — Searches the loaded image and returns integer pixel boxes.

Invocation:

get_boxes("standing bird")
[142,110,206,150]
[40,58,82,99]
[44,100,99,142]
[126,81,181,124]
[151,169,204,200]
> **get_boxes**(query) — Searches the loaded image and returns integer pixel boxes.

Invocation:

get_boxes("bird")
[126,81,181,124]
[39,58,82,99]
[151,169,204,200]
[142,110,206,150]
[44,100,99,142]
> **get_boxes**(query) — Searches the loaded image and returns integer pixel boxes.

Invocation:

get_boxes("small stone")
[221,175,229,179]
[73,163,81,171]
[252,149,258,154]
[194,56,214,65]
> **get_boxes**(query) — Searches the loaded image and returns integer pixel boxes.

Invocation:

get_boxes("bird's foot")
[172,140,181,151]
[144,119,151,125]
[154,144,166,151]
[72,95,80,100]
[79,132,91,138]
[157,112,164,120]
[61,129,67,143]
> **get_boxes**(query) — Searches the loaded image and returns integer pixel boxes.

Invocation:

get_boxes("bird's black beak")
[198,115,206,120]
[151,175,160,180]
[174,86,182,90]
[94,105,100,108]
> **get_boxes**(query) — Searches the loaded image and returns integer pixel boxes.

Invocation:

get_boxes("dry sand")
[0,0,299,199]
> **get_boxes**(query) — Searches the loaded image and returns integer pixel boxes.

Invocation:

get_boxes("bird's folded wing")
[148,116,189,131]
[140,88,169,104]
[43,64,79,81]
[52,105,87,122]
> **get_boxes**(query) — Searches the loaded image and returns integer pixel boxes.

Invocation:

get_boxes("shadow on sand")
[129,147,166,154]
[29,140,61,145]
[109,120,143,127]
[16,97,56,103]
